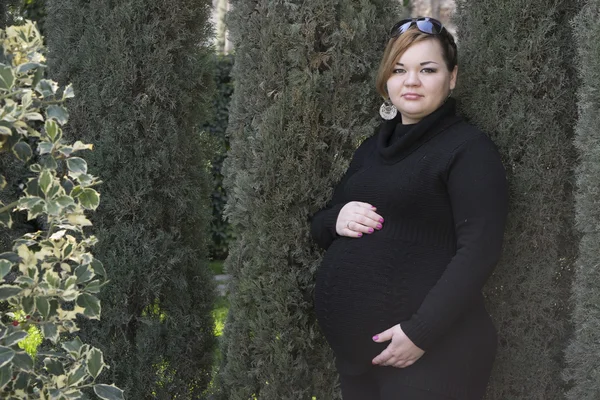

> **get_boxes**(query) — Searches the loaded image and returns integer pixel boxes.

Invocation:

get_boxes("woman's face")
[386,39,457,124]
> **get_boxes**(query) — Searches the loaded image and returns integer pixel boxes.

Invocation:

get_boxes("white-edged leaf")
[0,286,21,300]
[0,346,15,368]
[46,105,69,125]
[62,84,75,99]
[94,384,124,400]
[0,260,12,279]
[0,65,15,91]
[2,331,28,347]
[12,141,32,162]
[66,157,87,175]
[39,169,52,195]
[35,297,50,319]
[86,347,104,379]
[76,293,101,319]
[78,189,100,210]
[44,119,60,142]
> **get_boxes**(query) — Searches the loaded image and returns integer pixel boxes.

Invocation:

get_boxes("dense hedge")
[563,2,600,399]
[44,1,217,397]
[454,1,580,398]
[204,54,235,261]
[218,1,402,399]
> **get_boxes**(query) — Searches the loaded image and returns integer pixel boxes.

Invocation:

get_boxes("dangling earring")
[379,99,397,120]
[445,90,453,102]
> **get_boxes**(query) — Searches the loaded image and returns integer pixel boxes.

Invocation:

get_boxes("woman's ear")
[449,65,458,91]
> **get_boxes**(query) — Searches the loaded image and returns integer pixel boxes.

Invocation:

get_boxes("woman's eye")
[392,68,405,74]
[421,68,437,73]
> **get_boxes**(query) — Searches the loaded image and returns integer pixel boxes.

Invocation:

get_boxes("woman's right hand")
[336,202,384,238]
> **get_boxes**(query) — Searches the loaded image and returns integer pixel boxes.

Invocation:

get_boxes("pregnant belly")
[314,235,451,364]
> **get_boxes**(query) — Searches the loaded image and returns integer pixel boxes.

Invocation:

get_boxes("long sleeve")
[401,135,509,350]
[309,135,376,250]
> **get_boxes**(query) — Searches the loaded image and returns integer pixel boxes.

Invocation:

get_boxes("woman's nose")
[404,71,420,86]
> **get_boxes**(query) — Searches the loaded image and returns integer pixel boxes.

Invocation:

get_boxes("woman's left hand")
[371,324,425,368]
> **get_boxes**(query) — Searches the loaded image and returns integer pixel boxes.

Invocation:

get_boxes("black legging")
[339,369,456,400]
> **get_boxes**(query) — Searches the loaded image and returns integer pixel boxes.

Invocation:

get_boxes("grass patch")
[210,259,226,275]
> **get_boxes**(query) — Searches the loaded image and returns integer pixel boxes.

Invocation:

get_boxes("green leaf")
[46,105,69,125]
[39,169,53,195]
[45,271,60,288]
[66,157,87,175]
[0,346,15,368]
[62,84,75,99]
[32,65,45,89]
[0,211,12,229]
[78,188,100,210]
[67,364,86,386]
[0,125,11,136]
[0,260,12,279]
[13,141,32,162]
[21,296,34,315]
[0,175,5,190]
[0,253,19,263]
[11,352,33,372]
[45,119,60,142]
[56,196,75,207]
[16,62,44,74]
[40,155,58,170]
[0,365,10,389]
[75,264,93,284]
[43,357,65,375]
[40,323,59,343]
[86,347,104,379]
[85,280,102,294]
[35,79,58,98]
[3,331,28,347]
[94,384,125,400]
[24,112,44,121]
[0,286,21,300]
[62,337,84,358]
[90,259,106,277]
[76,293,101,319]
[0,64,15,91]
[35,297,50,319]
[38,141,53,155]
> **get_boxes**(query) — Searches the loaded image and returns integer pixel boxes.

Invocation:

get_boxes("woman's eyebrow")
[396,61,440,66]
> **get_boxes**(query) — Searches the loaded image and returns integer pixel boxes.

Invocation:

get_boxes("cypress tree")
[454,1,580,398]
[219,1,401,399]
[563,2,600,398]
[43,1,216,397]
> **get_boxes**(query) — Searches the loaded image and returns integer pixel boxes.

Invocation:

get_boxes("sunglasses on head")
[390,17,447,37]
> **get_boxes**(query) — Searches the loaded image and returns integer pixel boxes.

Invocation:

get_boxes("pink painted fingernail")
[372,335,379,341]
[358,233,363,237]
[368,228,374,233]
[376,224,382,230]
[380,218,384,223]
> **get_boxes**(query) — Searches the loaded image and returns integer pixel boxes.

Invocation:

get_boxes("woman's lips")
[402,93,422,100]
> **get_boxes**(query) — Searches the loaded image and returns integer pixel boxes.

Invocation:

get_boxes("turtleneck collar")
[377,98,460,163]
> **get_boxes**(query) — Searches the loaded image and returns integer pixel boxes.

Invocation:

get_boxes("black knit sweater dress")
[310,99,508,399]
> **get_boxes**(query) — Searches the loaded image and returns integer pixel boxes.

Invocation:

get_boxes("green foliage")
[44,0,217,397]
[205,54,235,261]
[0,21,122,399]
[454,1,580,398]
[563,2,600,399]
[218,1,403,399]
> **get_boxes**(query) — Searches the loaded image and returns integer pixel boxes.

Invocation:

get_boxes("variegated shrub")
[0,21,123,400]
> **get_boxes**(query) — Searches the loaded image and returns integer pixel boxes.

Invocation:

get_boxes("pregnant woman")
[310,17,508,400]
